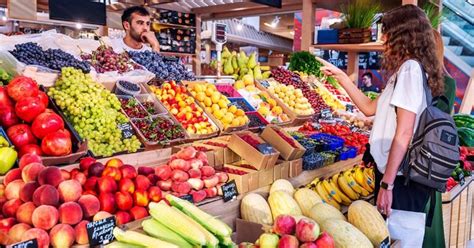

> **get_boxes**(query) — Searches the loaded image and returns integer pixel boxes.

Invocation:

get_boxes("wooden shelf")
[311,42,384,52]
[159,51,196,57]
[152,22,196,30]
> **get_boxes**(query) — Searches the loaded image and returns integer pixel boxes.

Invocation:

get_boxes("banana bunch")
[307,166,375,208]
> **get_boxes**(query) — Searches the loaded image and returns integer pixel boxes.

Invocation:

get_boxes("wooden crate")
[442,177,473,248]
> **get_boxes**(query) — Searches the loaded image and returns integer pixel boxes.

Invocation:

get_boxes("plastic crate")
[216,84,242,98]
[246,111,269,130]
[320,152,336,165]
[228,97,256,112]
[339,146,358,160]
[309,133,344,151]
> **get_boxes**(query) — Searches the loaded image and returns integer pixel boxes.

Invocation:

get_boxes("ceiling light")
[75,23,82,29]
[237,23,243,31]
[264,16,280,29]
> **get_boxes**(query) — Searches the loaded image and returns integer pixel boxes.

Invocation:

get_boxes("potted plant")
[339,0,380,44]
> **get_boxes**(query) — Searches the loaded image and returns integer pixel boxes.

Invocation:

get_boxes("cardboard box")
[228,132,280,170]
[289,158,303,178]
[235,218,265,244]
[261,125,306,161]
[171,144,216,169]
[223,164,259,193]
[233,160,274,188]
[275,160,290,180]
[197,139,240,164]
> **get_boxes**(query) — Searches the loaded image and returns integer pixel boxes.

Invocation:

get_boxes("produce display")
[149,81,218,136]
[80,42,141,74]
[288,51,325,78]
[217,47,271,81]
[0,67,12,86]
[454,114,474,147]
[129,51,195,82]
[446,146,473,191]
[118,97,149,119]
[240,178,387,248]
[48,67,141,157]
[188,82,249,130]
[0,133,17,175]
[114,195,234,247]
[1,76,73,159]
[271,68,329,115]
[261,79,314,116]
[10,42,91,73]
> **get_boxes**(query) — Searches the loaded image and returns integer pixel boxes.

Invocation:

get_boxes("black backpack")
[400,63,460,192]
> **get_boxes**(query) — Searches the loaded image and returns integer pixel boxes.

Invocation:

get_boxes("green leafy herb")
[288,51,324,78]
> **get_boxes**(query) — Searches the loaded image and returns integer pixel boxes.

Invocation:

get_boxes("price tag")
[86,216,116,246]
[117,123,134,139]
[320,109,333,119]
[378,236,390,248]
[221,180,238,202]
[346,104,355,113]
[8,239,38,248]
[257,143,276,155]
[180,194,194,203]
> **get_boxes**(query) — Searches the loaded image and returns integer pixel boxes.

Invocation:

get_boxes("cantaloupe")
[240,193,273,225]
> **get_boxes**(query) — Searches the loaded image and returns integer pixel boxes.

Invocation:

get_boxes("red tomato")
[7,124,37,148]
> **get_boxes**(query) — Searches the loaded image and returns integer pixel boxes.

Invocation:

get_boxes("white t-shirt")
[110,38,151,53]
[369,60,428,174]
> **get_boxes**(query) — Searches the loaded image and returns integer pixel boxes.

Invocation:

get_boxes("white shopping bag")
[387,209,426,248]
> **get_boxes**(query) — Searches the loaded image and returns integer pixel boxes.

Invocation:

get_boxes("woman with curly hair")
[318,4,444,246]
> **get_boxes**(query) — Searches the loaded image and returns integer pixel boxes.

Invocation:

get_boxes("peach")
[60,169,71,180]
[58,179,82,202]
[171,170,189,182]
[0,217,16,233]
[106,158,123,168]
[155,165,172,180]
[9,223,32,242]
[189,159,204,170]
[33,185,59,207]
[69,168,80,178]
[134,175,151,191]
[78,195,100,218]
[169,158,189,171]
[119,178,135,194]
[216,172,229,183]
[196,151,209,166]
[16,202,36,225]
[21,162,45,182]
[58,202,83,225]
[88,162,105,177]
[38,166,64,187]
[2,199,22,217]
[19,154,42,170]
[188,168,202,178]
[120,164,137,179]
[0,195,6,210]
[147,174,159,185]
[157,179,172,191]
[97,176,117,193]
[72,172,87,185]
[99,192,116,213]
[21,228,50,248]
[129,206,148,220]
[3,168,22,186]
[82,190,97,196]
[5,179,25,200]
[32,205,58,230]
[201,166,215,177]
[176,146,197,160]
[192,190,206,203]
[148,186,162,202]
[84,176,99,191]
[138,166,154,176]
[205,187,218,198]
[20,181,39,202]
[133,190,149,207]
[102,166,122,181]
[188,178,204,190]
[49,224,75,248]
[80,157,96,172]
[171,182,191,194]
[93,211,112,221]
[0,184,4,197]
[115,211,133,225]
[115,191,133,211]
[74,220,89,245]
[203,175,219,188]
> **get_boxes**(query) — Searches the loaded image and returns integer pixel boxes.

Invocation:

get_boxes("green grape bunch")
[48,67,141,157]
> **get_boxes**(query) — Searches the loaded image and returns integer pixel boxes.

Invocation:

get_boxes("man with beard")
[112,6,160,52]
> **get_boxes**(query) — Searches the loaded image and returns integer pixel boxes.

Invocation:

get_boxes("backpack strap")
[393,59,433,105]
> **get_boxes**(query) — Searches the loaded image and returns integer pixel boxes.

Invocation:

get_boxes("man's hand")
[141,31,160,52]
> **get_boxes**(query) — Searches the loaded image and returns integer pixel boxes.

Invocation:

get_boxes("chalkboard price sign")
[221,180,238,202]
[86,216,116,246]
[117,123,134,139]
[180,194,194,203]
[8,239,38,248]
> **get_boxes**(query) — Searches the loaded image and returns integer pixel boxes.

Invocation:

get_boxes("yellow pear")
[262,71,271,79]
[242,74,254,86]
[247,52,257,69]
[231,55,238,70]
[224,57,234,75]
[253,65,263,80]
[222,47,231,59]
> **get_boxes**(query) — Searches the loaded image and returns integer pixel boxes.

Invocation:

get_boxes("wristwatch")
[380,181,394,191]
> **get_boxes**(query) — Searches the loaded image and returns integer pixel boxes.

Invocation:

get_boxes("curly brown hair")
[381,4,444,96]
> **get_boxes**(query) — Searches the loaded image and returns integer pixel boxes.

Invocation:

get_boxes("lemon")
[205,88,214,97]
[272,106,283,115]
[207,84,217,91]
[228,105,237,114]
[211,104,220,113]
[235,109,245,116]
[213,109,224,119]
[231,118,240,127]
[195,92,205,102]
[218,99,228,109]
[267,98,276,107]
[211,93,221,104]
[234,80,245,90]
[204,97,212,107]
[258,106,270,116]
[205,107,212,113]
[240,116,249,125]
[223,112,234,124]
[194,84,203,92]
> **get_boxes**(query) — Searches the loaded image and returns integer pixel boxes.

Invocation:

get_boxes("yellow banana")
[337,172,359,200]
[321,179,342,203]
[353,168,373,193]
[315,181,341,210]
[328,178,352,205]
[344,170,370,197]
[362,167,375,190]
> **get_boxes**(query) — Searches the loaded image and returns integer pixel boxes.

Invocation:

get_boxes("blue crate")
[228,97,256,112]
[303,153,325,170]
[317,29,339,44]
[0,127,13,146]
[309,133,344,151]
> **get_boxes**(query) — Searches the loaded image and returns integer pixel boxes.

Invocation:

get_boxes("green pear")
[262,71,271,79]
[222,47,231,59]
[223,57,234,75]
[253,65,262,80]
[247,52,257,69]
[231,55,238,70]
